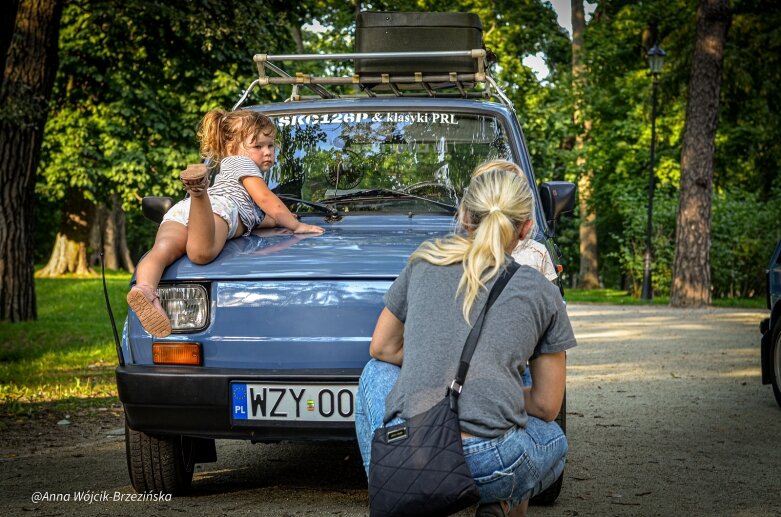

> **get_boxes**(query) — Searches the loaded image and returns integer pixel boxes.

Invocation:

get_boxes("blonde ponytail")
[410,161,535,323]
[197,109,228,166]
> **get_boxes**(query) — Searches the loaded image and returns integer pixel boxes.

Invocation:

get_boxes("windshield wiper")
[319,188,457,214]
[277,194,342,220]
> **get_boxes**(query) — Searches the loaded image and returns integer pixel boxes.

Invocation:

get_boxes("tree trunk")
[1,1,21,75]
[0,0,64,321]
[90,204,114,268]
[670,0,731,307]
[115,201,134,273]
[88,195,135,272]
[289,23,305,54]
[37,189,95,277]
[572,0,600,289]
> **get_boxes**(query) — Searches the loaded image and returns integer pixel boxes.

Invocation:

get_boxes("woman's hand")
[294,223,325,234]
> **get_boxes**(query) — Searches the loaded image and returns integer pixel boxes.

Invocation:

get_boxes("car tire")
[772,323,781,408]
[529,392,566,506]
[125,419,194,494]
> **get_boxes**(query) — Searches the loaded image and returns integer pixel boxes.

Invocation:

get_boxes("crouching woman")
[354,162,577,517]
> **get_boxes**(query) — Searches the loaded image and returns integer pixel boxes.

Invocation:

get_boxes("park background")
[1,1,780,410]
[23,0,781,304]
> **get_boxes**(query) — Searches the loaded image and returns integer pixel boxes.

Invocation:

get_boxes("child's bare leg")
[136,222,188,289]
[179,163,225,263]
[185,211,232,264]
[184,195,218,261]
[129,222,188,337]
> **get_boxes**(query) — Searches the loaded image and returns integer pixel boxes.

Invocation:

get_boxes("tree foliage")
[39,0,295,207]
[31,0,781,301]
[576,0,780,299]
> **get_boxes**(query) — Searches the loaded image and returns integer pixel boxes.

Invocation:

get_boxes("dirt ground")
[1,304,779,517]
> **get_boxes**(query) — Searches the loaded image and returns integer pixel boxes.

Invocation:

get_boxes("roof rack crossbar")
[260,61,335,99]
[291,92,491,100]
[258,72,485,87]
[233,49,515,110]
[255,49,486,63]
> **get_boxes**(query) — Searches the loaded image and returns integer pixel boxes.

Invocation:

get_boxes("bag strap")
[449,261,520,407]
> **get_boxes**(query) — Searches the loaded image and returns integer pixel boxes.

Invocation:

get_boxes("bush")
[711,189,781,299]
[607,185,677,297]
[601,186,780,300]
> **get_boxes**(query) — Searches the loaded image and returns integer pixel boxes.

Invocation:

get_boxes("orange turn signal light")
[152,342,202,366]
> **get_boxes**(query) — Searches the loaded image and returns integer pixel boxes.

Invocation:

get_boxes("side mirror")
[538,181,576,235]
[141,196,174,224]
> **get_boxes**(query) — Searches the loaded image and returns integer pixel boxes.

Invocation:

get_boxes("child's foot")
[127,285,172,337]
[180,164,210,197]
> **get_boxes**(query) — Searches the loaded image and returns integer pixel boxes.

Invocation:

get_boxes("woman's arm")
[369,308,405,366]
[524,351,566,422]
[242,176,323,233]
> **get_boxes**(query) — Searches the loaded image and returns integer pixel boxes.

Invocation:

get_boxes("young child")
[127,108,324,338]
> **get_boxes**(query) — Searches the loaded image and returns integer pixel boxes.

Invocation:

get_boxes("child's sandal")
[127,285,172,337]
[180,164,210,197]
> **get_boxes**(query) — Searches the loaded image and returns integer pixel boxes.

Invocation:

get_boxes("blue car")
[116,48,575,500]
[760,239,781,408]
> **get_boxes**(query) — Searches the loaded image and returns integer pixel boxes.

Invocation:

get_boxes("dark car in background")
[760,239,781,408]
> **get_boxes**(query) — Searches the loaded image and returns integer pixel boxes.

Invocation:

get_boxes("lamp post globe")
[647,44,666,74]
[641,44,666,301]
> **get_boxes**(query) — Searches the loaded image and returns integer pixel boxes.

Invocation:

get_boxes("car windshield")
[264,111,513,215]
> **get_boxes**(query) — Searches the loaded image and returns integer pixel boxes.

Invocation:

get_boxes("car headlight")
[157,284,209,331]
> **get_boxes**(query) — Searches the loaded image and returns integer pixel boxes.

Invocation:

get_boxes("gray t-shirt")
[382,256,577,438]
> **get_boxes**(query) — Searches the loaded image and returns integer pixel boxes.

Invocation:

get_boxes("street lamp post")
[641,44,666,301]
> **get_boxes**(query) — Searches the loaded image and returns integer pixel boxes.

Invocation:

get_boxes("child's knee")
[187,249,218,265]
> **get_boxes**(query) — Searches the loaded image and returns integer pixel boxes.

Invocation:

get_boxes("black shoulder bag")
[368,262,520,517]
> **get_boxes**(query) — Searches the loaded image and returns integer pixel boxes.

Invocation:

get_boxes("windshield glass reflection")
[262,111,512,214]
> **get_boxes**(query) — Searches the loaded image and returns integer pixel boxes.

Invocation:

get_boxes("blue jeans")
[354,359,568,506]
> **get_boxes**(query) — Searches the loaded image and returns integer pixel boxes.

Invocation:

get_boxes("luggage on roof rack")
[231,12,514,111]
[355,12,483,75]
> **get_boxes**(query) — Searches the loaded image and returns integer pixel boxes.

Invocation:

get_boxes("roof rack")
[231,49,516,113]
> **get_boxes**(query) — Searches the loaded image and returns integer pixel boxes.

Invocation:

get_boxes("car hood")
[159,215,456,281]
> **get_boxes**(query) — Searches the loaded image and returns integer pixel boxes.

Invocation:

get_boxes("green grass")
[0,271,131,415]
[564,288,766,309]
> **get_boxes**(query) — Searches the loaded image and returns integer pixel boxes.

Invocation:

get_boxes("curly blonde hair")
[197,109,276,166]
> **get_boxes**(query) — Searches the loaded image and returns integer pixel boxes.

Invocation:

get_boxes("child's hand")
[294,223,325,234]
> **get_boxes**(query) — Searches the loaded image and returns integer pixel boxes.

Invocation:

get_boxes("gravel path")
[1,304,779,517]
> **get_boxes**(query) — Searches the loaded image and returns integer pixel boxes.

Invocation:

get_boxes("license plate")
[231,383,357,422]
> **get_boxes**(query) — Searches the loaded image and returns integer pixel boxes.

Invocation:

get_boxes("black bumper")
[760,318,773,385]
[116,365,362,442]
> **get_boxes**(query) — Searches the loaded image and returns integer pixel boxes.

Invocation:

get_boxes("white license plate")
[231,383,357,422]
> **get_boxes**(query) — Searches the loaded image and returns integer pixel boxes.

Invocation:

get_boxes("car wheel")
[529,392,566,506]
[772,325,781,408]
[125,419,194,494]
